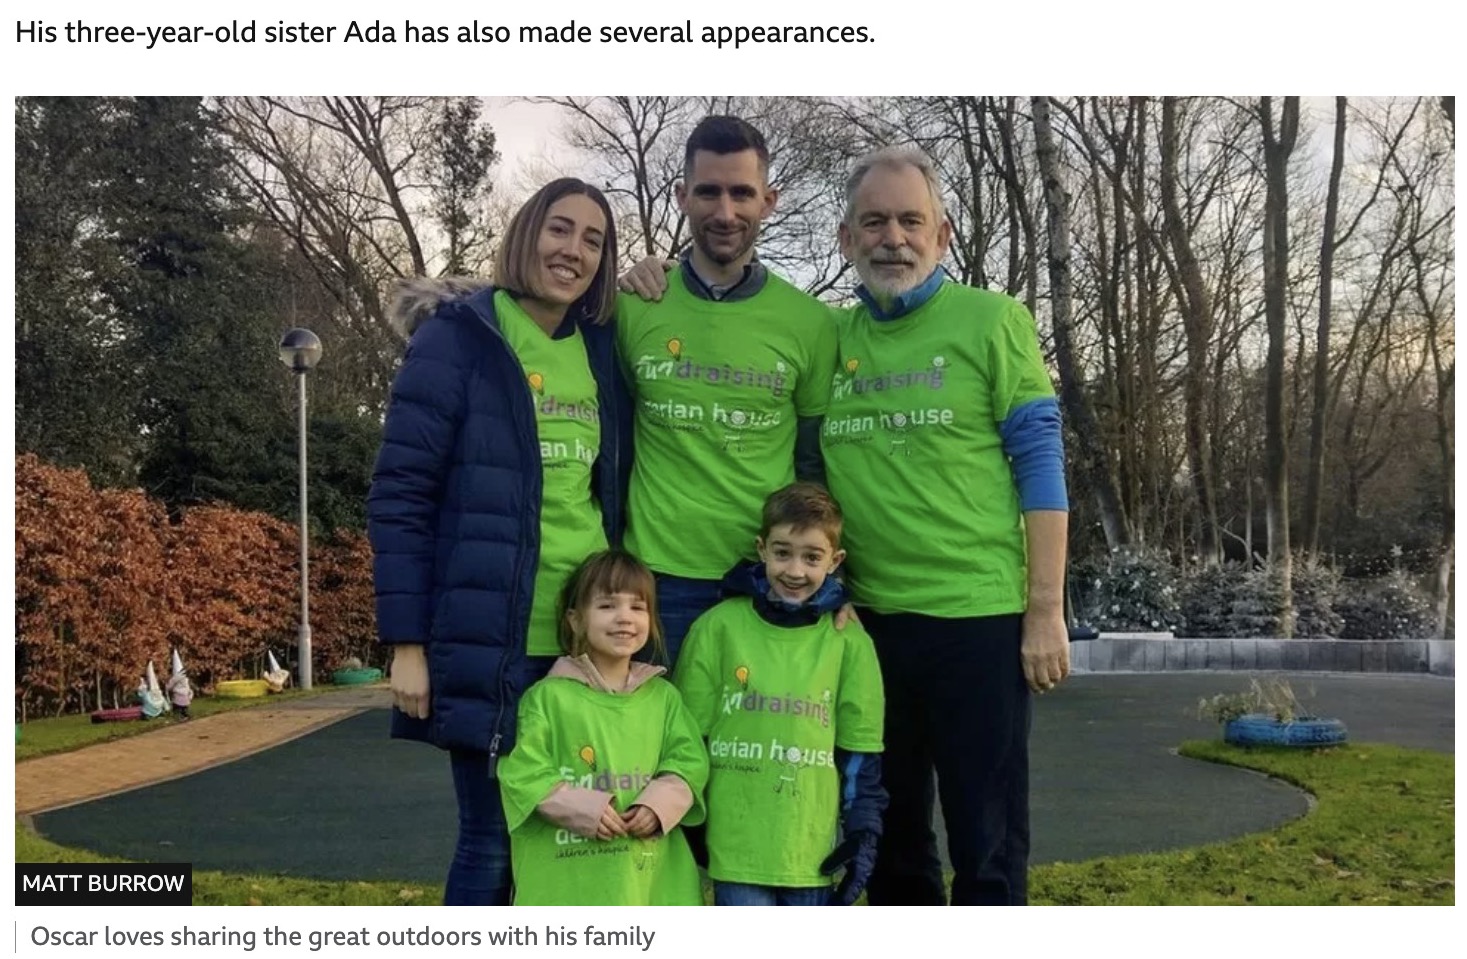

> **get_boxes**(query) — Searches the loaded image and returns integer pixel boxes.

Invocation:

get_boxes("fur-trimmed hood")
[389,276,492,339]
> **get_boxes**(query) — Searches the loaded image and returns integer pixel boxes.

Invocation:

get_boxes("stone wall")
[1070,635,1454,677]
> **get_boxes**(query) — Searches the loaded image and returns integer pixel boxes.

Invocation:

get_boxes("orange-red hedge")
[15,454,380,718]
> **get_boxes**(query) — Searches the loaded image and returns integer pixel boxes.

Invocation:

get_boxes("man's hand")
[617,256,676,301]
[833,602,861,631]
[621,804,661,838]
[819,831,879,905]
[390,644,431,719]
[596,804,630,841]
[1021,606,1070,694]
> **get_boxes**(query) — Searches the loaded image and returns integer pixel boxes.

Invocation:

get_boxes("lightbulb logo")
[666,338,683,360]
[734,665,749,690]
[833,357,862,400]
[527,372,545,395]
[578,744,597,772]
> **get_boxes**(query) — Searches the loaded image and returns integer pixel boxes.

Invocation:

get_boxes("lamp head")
[278,328,322,372]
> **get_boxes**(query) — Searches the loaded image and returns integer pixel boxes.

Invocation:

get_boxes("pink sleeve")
[536,783,615,838]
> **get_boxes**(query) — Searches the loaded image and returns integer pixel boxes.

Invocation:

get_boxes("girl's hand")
[595,804,629,841]
[621,804,661,838]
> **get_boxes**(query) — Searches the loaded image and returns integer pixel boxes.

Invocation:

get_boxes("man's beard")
[695,223,758,266]
[857,255,929,298]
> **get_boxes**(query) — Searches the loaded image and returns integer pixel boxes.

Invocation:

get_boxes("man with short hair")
[617,116,838,664]
[822,146,1070,906]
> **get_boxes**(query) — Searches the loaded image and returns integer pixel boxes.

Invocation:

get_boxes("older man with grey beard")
[820,146,1069,906]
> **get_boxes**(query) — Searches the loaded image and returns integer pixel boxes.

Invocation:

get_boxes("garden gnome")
[139,661,167,718]
[166,648,193,720]
[264,650,290,693]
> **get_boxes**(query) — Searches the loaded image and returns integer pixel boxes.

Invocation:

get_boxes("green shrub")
[1074,547,1183,632]
[1336,570,1436,639]
[1227,567,1293,638]
[1291,560,1345,638]
[1180,559,1342,638]
[1179,563,1246,637]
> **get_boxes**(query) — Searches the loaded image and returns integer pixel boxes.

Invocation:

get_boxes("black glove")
[819,830,879,906]
[683,821,710,870]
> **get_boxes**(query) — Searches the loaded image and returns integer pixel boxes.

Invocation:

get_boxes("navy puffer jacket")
[367,280,632,761]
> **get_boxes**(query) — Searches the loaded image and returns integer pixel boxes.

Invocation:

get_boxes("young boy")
[675,482,886,905]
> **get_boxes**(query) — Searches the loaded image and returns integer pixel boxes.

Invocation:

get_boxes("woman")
[367,178,633,905]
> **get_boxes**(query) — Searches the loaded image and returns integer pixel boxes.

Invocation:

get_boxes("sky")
[483,97,570,190]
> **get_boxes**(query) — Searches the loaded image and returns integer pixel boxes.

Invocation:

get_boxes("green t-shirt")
[674,599,884,887]
[499,674,709,906]
[821,282,1056,617]
[496,291,609,655]
[616,270,839,578]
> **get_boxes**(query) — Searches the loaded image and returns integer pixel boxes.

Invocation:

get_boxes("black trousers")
[861,610,1031,906]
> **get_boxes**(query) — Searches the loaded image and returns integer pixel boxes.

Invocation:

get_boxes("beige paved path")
[16,687,392,816]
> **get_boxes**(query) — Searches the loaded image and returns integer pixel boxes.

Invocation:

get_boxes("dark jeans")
[652,573,723,670]
[714,882,830,906]
[445,750,512,905]
[861,610,1031,906]
[442,653,556,905]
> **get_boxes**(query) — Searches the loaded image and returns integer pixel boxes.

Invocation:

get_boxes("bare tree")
[1033,96,1131,548]
[1160,97,1224,565]
[1397,103,1456,635]
[1260,96,1300,636]
[213,96,457,411]
[1301,98,1348,558]
[534,96,693,260]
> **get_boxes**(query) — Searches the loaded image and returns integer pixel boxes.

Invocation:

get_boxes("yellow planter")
[214,679,270,699]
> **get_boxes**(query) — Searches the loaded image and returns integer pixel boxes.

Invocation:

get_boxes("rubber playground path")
[19,673,1456,883]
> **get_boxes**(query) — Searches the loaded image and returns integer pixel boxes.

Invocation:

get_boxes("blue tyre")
[1224,714,1348,748]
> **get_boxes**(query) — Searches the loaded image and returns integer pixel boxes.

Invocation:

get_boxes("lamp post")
[278,328,322,689]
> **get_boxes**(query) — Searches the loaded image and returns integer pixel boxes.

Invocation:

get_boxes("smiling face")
[677,148,777,272]
[530,193,608,308]
[567,591,651,673]
[757,523,846,605]
[839,162,952,301]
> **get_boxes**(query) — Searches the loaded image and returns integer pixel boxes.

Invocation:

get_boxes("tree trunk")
[1303,98,1347,558]
[1159,98,1221,565]
[1260,96,1299,637]
[1032,96,1131,549]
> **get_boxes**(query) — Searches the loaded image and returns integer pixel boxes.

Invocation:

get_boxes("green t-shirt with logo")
[496,291,608,655]
[616,271,839,578]
[499,675,709,906]
[674,599,884,887]
[821,282,1056,617]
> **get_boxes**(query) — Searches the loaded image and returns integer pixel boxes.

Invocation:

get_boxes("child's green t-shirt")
[498,675,708,906]
[674,599,884,887]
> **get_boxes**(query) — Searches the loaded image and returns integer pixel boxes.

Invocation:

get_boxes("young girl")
[499,550,709,905]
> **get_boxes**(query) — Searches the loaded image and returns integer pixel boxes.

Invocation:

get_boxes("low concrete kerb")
[1071,634,1454,677]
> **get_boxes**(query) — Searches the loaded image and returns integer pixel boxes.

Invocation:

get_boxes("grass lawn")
[15,740,1453,905]
[14,685,374,762]
[1032,741,1455,905]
